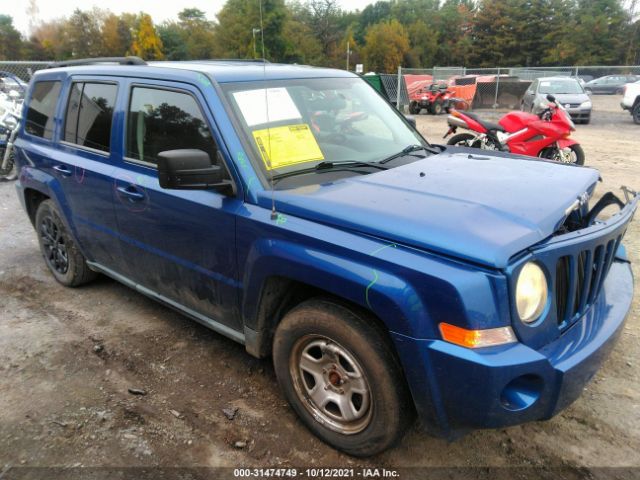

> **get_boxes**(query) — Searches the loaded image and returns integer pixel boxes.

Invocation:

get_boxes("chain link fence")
[400,65,640,112]
[0,61,49,81]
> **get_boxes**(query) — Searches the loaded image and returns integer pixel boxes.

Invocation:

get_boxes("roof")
[38,60,357,84]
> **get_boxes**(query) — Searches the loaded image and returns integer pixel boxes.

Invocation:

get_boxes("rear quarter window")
[25,81,62,140]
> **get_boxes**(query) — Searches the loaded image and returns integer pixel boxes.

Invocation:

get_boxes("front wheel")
[273,299,413,457]
[447,132,479,148]
[408,101,420,115]
[429,100,444,115]
[538,144,585,165]
[633,103,640,125]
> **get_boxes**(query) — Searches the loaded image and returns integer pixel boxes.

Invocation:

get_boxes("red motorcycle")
[443,94,585,165]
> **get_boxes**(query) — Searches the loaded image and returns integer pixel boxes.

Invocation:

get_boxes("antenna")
[258,0,278,221]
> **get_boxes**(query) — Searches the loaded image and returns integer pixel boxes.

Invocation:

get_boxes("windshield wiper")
[272,160,388,183]
[314,160,389,171]
[379,144,436,164]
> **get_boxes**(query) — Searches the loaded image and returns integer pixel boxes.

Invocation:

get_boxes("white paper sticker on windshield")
[540,81,551,87]
[233,88,302,127]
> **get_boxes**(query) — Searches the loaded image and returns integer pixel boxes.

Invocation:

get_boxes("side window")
[25,81,61,139]
[64,82,118,153]
[126,87,217,166]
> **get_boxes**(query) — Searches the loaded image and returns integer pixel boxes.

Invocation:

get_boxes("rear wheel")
[538,144,585,165]
[35,200,97,287]
[447,133,478,148]
[273,298,413,457]
[408,101,420,115]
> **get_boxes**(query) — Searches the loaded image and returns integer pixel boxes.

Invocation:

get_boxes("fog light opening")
[500,374,544,411]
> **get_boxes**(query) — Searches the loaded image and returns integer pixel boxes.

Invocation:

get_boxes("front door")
[112,81,243,332]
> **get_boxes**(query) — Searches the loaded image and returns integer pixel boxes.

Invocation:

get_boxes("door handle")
[116,185,145,201]
[53,165,72,176]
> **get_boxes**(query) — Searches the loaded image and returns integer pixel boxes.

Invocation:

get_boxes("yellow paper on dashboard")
[252,124,324,170]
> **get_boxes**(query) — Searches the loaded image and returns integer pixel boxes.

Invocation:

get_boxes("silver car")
[521,77,592,124]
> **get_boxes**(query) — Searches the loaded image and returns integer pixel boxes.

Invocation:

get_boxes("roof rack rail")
[47,56,147,68]
[184,59,271,64]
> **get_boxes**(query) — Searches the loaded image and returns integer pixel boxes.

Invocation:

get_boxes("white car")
[621,81,640,124]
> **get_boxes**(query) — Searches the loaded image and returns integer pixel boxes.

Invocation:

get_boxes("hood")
[537,93,589,104]
[259,151,599,268]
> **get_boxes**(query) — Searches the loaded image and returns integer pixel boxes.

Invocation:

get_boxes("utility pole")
[252,28,261,59]
[346,42,351,71]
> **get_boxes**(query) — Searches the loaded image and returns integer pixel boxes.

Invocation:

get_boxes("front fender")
[241,237,430,340]
[558,138,579,149]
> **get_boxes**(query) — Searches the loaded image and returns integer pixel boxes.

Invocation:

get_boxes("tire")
[615,88,624,95]
[633,103,640,125]
[429,100,443,115]
[408,101,420,115]
[273,298,413,457]
[447,132,478,147]
[35,199,97,287]
[538,144,585,165]
[0,147,16,179]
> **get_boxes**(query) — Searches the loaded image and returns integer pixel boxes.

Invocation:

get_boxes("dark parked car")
[12,57,639,456]
[584,75,639,94]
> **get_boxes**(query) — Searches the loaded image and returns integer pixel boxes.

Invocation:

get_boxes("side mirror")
[157,149,229,191]
[585,90,592,96]
[404,115,417,128]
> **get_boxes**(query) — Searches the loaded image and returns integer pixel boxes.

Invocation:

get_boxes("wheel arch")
[240,240,430,359]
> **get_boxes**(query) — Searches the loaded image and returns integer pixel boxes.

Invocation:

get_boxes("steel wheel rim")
[289,334,372,435]
[40,214,69,274]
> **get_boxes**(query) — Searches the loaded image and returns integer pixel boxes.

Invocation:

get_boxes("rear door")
[111,79,244,332]
[54,77,127,271]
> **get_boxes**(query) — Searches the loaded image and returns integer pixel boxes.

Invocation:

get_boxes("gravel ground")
[0,95,638,479]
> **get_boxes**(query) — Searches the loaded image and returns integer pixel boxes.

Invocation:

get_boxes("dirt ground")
[0,95,639,479]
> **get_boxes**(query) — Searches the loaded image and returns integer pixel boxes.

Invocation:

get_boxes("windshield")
[538,79,584,95]
[222,77,428,184]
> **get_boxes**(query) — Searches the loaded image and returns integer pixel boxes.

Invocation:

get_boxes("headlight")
[515,262,548,324]
[580,100,592,108]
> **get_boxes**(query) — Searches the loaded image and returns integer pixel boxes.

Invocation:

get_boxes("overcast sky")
[12,0,375,35]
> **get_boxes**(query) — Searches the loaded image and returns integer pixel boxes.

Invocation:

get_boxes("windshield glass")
[222,77,428,182]
[538,79,584,94]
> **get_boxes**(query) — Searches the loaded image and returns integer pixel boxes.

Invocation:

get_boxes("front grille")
[554,235,622,327]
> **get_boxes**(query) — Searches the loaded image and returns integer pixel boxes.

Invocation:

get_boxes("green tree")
[131,13,164,60]
[215,0,288,60]
[63,8,104,58]
[362,19,410,72]
[547,0,629,65]
[101,13,132,56]
[406,19,439,67]
[0,15,22,60]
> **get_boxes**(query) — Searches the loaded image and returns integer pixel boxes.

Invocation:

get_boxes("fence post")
[575,66,579,78]
[396,65,402,110]
[493,67,501,109]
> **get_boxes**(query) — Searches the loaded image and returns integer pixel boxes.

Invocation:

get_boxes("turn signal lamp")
[439,323,517,349]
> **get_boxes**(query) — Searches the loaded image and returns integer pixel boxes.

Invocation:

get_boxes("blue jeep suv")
[13,57,638,456]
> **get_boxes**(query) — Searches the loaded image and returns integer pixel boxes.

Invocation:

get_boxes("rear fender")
[18,165,88,257]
